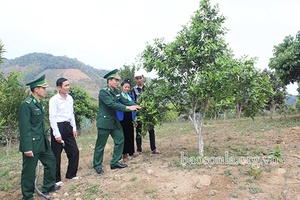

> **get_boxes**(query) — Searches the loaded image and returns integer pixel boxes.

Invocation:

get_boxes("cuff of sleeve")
[53,131,61,138]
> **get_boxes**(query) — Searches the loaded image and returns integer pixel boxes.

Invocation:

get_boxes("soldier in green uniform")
[93,69,141,174]
[18,75,60,200]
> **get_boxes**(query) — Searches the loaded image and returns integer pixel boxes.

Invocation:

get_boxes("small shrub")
[268,146,283,163]
[245,165,262,180]
[131,176,137,181]
[224,169,232,176]
[248,185,262,194]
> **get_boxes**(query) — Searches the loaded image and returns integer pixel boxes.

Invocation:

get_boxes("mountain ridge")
[0,52,109,99]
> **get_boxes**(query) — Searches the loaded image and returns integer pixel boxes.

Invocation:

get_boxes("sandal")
[151,149,161,154]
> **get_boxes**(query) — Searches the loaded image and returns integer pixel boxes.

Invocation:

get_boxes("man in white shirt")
[49,78,79,186]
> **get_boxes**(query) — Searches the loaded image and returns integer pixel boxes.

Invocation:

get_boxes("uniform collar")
[31,94,40,103]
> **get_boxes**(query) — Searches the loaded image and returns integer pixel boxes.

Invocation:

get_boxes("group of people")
[18,75,80,200]
[93,69,160,174]
[18,69,160,199]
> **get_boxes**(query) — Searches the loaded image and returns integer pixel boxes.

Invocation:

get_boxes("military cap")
[26,74,49,89]
[103,69,121,80]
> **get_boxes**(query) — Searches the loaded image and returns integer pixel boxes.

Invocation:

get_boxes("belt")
[58,121,70,125]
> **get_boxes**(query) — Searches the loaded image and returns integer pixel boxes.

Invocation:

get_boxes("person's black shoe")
[44,185,61,195]
[95,168,104,174]
[110,162,128,170]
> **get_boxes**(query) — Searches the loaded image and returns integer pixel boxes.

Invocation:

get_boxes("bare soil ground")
[1,118,300,200]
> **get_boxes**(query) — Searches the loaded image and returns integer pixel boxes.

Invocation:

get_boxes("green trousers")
[21,149,56,200]
[93,127,124,170]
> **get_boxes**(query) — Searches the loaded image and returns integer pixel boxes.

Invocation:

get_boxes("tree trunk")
[198,118,204,157]
[270,102,276,119]
[189,112,204,157]
[235,103,242,118]
[6,137,11,156]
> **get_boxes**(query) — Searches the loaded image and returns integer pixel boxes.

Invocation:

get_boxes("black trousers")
[136,123,156,152]
[51,122,79,182]
[120,112,135,156]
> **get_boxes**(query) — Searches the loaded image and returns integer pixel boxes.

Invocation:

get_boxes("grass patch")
[248,185,262,194]
[130,176,137,181]
[1,114,300,199]
[244,165,262,180]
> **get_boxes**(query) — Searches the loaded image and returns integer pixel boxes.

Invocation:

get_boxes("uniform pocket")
[97,115,115,129]
[32,108,42,123]
[32,135,43,153]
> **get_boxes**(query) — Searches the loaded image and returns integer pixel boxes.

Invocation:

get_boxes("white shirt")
[49,93,77,138]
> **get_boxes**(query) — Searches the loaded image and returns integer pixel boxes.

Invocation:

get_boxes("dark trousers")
[51,122,79,182]
[136,123,156,152]
[93,127,124,169]
[120,112,135,156]
[21,150,56,200]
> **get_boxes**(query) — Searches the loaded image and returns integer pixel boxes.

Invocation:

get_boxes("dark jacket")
[97,86,136,130]
[18,94,50,154]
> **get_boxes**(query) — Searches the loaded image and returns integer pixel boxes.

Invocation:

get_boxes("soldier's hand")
[126,105,141,111]
[24,151,34,157]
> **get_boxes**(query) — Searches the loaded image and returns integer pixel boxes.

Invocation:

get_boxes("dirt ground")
[3,121,300,200]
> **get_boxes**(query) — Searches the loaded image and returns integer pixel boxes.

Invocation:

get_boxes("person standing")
[131,70,160,154]
[93,69,141,174]
[18,74,60,200]
[49,78,79,186]
[116,78,139,160]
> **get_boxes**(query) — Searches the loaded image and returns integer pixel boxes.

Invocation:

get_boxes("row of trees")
[125,0,296,156]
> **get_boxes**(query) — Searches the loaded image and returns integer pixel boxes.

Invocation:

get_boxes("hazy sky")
[1,0,299,94]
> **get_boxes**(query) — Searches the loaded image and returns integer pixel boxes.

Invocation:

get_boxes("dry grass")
[1,115,300,199]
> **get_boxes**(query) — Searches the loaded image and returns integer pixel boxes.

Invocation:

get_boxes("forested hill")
[0,52,109,99]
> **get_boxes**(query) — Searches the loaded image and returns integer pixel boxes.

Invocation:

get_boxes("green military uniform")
[18,75,56,200]
[93,69,136,171]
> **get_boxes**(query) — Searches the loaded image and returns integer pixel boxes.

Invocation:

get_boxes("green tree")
[262,69,287,118]
[42,91,55,133]
[141,0,228,156]
[134,80,170,136]
[119,64,136,83]
[69,86,98,131]
[269,30,300,85]
[119,65,149,86]
[226,57,273,119]
[0,41,5,130]
[140,0,272,155]
[0,39,5,63]
[295,97,300,112]
[0,40,5,142]
[0,72,28,155]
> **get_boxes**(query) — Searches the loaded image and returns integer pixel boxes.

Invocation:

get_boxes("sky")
[1,0,300,94]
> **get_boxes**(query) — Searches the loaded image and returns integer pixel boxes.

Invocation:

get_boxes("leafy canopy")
[269,30,300,85]
[0,72,28,153]
[69,86,98,130]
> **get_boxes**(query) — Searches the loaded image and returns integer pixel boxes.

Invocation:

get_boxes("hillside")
[0,53,109,99]
[1,116,300,199]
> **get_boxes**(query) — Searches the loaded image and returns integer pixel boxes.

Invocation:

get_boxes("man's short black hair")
[56,77,68,87]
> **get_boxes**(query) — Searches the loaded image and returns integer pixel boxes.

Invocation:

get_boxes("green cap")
[103,69,121,80]
[26,74,49,89]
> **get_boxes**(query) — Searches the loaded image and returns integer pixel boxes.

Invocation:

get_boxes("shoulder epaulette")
[102,86,110,91]
[25,98,33,104]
